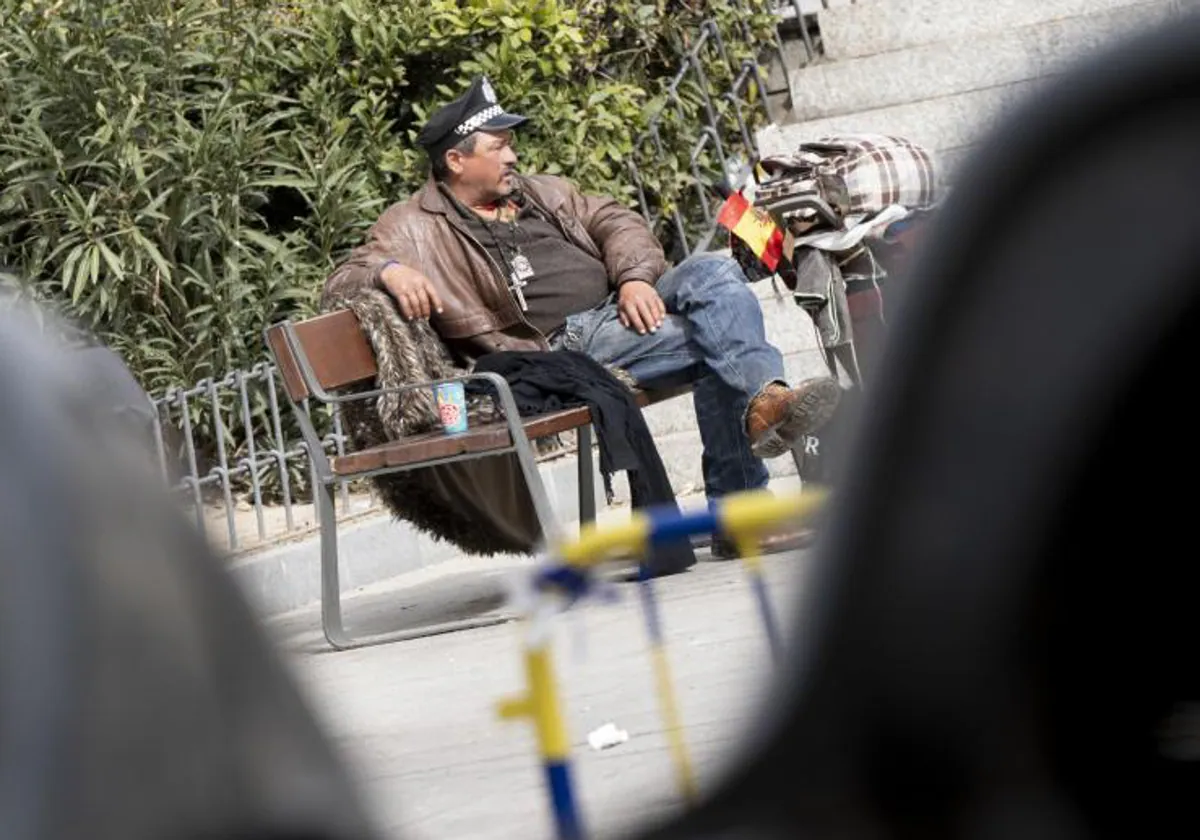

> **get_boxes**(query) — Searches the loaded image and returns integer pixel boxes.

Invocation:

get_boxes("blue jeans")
[556,253,785,500]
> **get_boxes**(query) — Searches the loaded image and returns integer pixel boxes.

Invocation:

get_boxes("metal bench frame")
[266,318,602,650]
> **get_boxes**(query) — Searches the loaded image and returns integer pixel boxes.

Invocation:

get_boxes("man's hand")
[617,280,666,335]
[379,262,444,320]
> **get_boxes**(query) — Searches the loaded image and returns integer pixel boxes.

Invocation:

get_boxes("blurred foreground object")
[499,489,827,840]
[0,309,378,839]
[655,9,1200,840]
[69,341,156,439]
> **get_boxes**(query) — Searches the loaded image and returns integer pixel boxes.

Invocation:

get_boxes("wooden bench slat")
[332,427,510,475]
[294,311,379,391]
[330,406,592,476]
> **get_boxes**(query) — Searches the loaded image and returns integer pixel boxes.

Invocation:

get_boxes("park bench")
[265,310,689,650]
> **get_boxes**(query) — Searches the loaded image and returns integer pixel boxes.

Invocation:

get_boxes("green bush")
[0,0,776,496]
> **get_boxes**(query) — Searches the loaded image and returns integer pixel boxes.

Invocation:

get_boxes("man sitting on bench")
[323,76,840,556]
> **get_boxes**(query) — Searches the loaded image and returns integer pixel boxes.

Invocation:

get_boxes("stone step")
[818,0,1188,60]
[789,0,1181,121]
[756,78,1043,172]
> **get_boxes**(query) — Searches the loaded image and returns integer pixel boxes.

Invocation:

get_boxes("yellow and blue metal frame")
[560,489,824,570]
[497,633,583,840]
[500,487,826,840]
[634,568,699,803]
[559,488,825,660]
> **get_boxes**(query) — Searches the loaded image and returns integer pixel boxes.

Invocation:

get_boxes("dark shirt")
[459,202,611,336]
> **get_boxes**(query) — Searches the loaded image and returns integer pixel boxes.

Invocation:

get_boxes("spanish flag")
[716,190,785,272]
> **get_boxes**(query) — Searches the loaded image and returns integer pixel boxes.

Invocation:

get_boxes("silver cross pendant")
[509,254,534,311]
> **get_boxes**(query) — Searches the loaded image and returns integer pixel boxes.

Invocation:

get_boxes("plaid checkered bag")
[760,133,939,219]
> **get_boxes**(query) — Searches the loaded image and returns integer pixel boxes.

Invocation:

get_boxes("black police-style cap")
[417,76,529,159]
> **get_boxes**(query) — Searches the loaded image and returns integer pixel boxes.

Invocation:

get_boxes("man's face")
[447,130,519,202]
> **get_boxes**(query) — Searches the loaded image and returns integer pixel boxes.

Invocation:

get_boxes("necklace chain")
[479,208,522,269]
[440,186,533,311]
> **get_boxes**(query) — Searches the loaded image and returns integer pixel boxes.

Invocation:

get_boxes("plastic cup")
[434,382,468,435]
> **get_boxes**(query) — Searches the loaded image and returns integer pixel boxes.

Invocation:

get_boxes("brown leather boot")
[746,379,841,458]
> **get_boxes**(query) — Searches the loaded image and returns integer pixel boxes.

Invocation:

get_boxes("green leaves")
[0,0,775,485]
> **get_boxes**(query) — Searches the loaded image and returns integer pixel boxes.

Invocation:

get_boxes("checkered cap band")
[455,105,504,136]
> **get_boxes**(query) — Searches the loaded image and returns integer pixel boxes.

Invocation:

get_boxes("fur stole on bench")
[323,288,542,555]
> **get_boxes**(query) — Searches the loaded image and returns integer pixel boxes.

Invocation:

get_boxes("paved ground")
[264,519,815,840]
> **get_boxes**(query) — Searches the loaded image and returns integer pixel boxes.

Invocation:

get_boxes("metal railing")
[151,2,826,555]
[151,362,365,554]
[626,0,822,256]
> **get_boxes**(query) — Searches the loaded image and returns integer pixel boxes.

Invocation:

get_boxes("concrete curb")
[230,444,806,619]
[230,453,603,618]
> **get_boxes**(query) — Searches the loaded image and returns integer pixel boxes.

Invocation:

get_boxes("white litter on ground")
[587,722,630,751]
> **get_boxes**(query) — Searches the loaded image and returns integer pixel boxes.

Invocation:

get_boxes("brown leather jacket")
[322,174,669,364]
